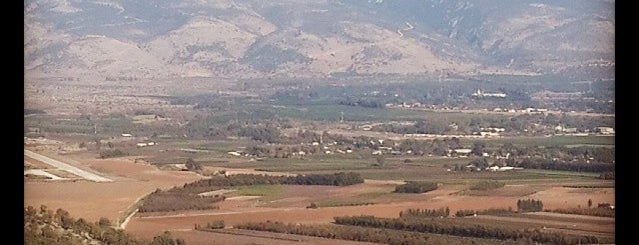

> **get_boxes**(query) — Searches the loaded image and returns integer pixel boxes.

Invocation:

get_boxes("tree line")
[510,158,614,173]
[549,207,614,218]
[138,188,224,213]
[139,172,364,213]
[400,207,450,218]
[234,220,527,245]
[183,172,364,190]
[455,208,515,217]
[334,215,599,245]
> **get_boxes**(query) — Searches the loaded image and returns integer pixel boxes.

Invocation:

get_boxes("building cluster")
[472,89,507,98]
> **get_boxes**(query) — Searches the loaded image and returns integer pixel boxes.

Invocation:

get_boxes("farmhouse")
[472,89,507,98]
[595,127,615,135]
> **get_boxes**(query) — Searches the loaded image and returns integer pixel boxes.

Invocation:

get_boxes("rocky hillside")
[24,0,614,80]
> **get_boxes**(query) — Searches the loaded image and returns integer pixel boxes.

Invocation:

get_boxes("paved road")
[24,149,113,182]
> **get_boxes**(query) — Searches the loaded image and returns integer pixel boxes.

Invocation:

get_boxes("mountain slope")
[24,0,614,79]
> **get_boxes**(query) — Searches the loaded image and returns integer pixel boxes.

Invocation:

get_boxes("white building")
[472,89,507,98]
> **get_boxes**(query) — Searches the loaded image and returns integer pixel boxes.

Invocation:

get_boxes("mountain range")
[24,0,615,80]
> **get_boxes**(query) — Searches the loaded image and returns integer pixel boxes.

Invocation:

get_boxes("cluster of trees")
[372,120,451,135]
[338,98,386,108]
[140,173,363,212]
[234,220,520,245]
[394,181,438,193]
[395,138,462,156]
[24,205,186,245]
[510,158,614,173]
[138,188,224,213]
[291,172,364,186]
[185,158,203,171]
[517,199,544,212]
[148,232,187,245]
[549,207,614,218]
[477,208,515,215]
[99,149,128,159]
[184,172,364,190]
[470,180,506,191]
[238,125,282,143]
[400,207,450,218]
[334,215,599,245]
[598,171,614,180]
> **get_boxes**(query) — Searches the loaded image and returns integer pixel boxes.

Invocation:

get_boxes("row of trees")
[234,220,523,245]
[139,173,364,212]
[184,172,364,191]
[338,98,386,108]
[400,207,450,218]
[138,188,224,213]
[549,207,614,218]
[394,181,438,193]
[455,208,515,217]
[334,215,599,245]
[510,158,614,173]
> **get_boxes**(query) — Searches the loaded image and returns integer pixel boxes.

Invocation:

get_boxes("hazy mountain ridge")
[24,0,614,79]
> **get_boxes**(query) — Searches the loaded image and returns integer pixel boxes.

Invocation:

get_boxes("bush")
[139,172,364,212]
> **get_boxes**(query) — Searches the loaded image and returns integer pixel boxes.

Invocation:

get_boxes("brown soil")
[126,183,614,240]
[24,157,202,223]
[168,229,382,245]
